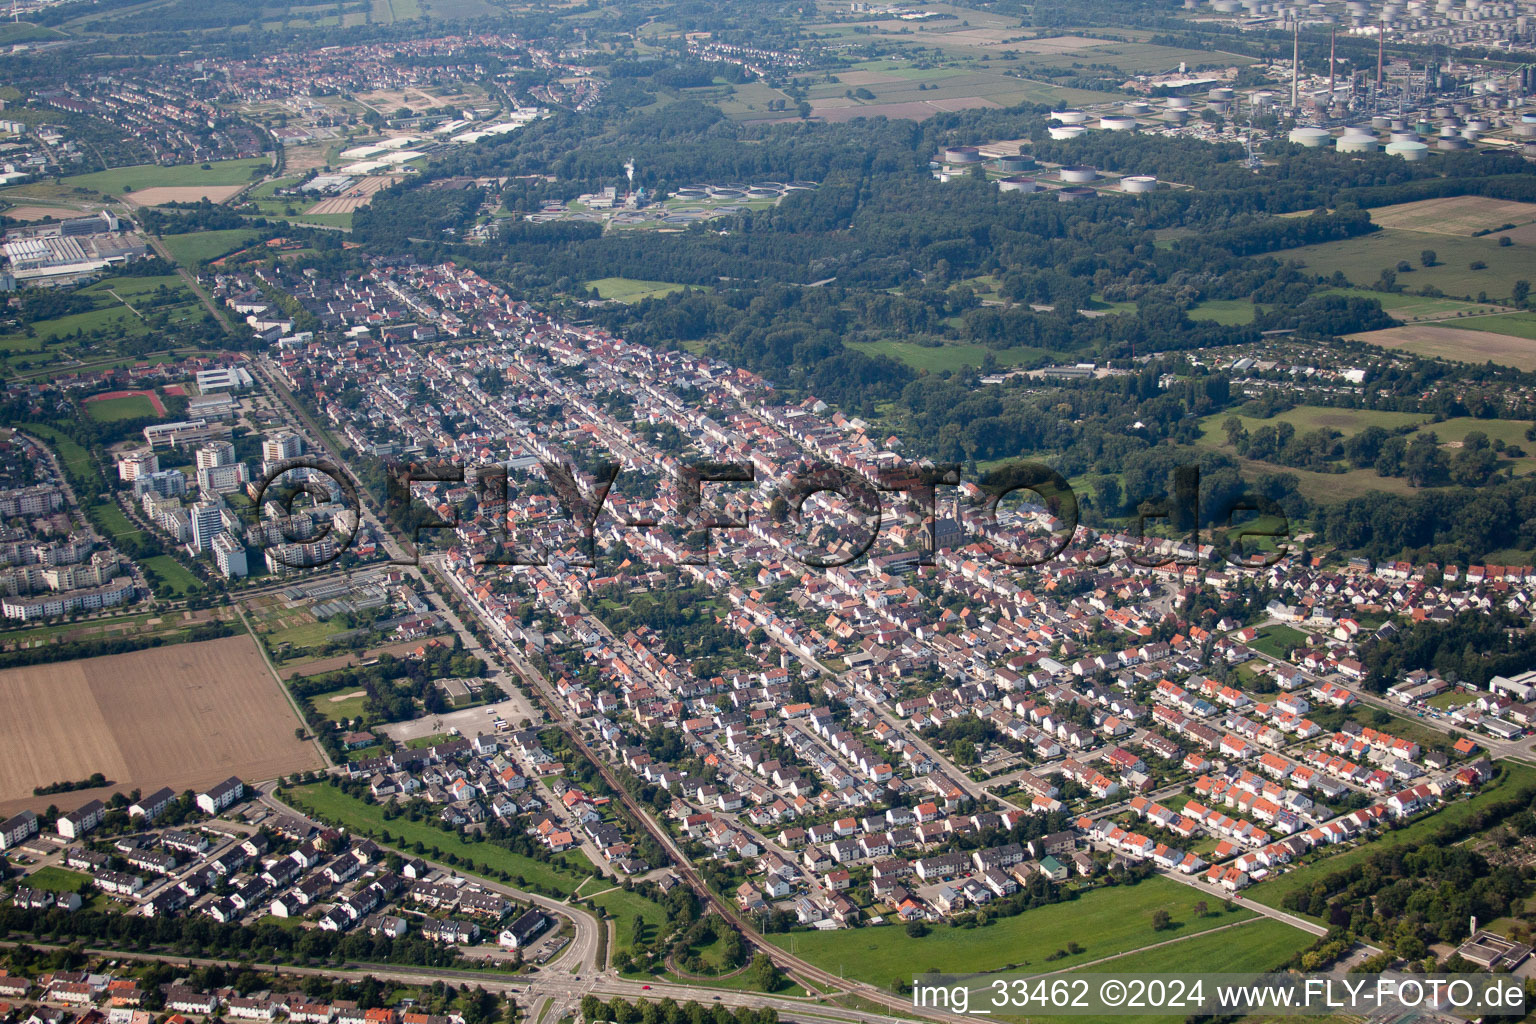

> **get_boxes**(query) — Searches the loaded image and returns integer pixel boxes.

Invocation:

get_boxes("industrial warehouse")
[1,210,148,284]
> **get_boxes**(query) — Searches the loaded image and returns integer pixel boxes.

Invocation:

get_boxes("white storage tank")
[1057,186,1096,202]
[1337,127,1378,153]
[997,175,1041,193]
[1099,115,1138,131]
[1050,109,1089,124]
[1386,140,1429,160]
[1048,125,1087,141]
[1121,175,1159,193]
[1123,101,1152,115]
[942,145,982,164]
[1167,96,1193,110]
[1289,126,1331,146]
[1060,164,1099,183]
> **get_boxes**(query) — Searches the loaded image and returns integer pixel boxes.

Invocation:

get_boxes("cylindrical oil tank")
[994,154,1035,172]
[1167,96,1193,110]
[1386,140,1429,160]
[1289,126,1330,146]
[1121,175,1159,193]
[1048,124,1086,140]
[1060,165,1098,183]
[1123,100,1152,115]
[1163,108,1190,124]
[1438,136,1471,150]
[942,145,982,164]
[1099,115,1138,131]
[997,175,1041,193]
[1057,186,1096,202]
[1337,127,1378,153]
[1050,109,1088,123]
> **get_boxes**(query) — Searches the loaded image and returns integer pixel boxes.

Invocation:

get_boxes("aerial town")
[3,0,1536,1023]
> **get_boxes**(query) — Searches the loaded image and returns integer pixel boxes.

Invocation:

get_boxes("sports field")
[83,391,161,421]
[0,633,321,817]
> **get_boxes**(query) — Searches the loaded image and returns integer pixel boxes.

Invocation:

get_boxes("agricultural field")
[0,607,233,653]
[62,158,270,197]
[1365,195,1536,237]
[766,876,1255,987]
[1351,323,1536,371]
[0,634,321,818]
[1275,228,1532,301]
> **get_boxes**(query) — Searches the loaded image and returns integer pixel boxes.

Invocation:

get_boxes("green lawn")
[1449,311,1536,341]
[64,158,270,194]
[1188,298,1260,325]
[26,866,90,894]
[957,920,1317,1024]
[159,229,265,266]
[311,688,368,724]
[1198,405,1429,445]
[262,615,348,654]
[767,877,1252,988]
[15,423,144,542]
[85,394,156,422]
[1317,287,1502,319]
[1246,624,1307,660]
[584,277,690,302]
[585,886,670,955]
[1247,760,1536,915]
[140,554,201,598]
[285,782,593,895]
[851,338,1058,374]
